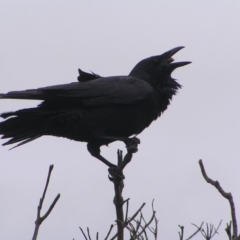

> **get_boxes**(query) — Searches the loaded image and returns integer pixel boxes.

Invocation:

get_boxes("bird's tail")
[0,108,54,149]
[0,89,45,100]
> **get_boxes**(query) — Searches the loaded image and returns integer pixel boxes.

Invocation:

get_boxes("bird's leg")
[87,142,124,179]
[99,136,141,153]
[87,142,115,168]
[87,137,140,180]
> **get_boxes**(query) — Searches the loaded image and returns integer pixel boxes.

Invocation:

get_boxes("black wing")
[0,76,153,106]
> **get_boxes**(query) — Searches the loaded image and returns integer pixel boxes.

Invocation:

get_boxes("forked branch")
[199,159,240,240]
[32,165,60,240]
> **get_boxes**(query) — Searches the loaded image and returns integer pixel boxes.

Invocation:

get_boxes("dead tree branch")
[79,227,99,240]
[199,159,239,240]
[192,221,221,240]
[105,224,114,240]
[186,222,204,240]
[178,225,184,240]
[32,165,60,240]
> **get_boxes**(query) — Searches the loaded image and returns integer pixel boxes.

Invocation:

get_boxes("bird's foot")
[108,165,125,182]
[124,137,141,153]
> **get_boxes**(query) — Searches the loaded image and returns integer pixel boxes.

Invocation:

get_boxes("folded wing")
[0,76,153,107]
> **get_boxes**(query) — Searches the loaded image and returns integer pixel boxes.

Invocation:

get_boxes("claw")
[125,137,141,153]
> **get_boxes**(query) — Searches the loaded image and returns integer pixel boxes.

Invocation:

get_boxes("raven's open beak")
[163,47,191,70]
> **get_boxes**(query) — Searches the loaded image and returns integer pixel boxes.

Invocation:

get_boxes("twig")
[153,216,158,240]
[132,221,149,240]
[32,165,60,240]
[225,222,232,240]
[40,194,60,222]
[199,160,238,239]
[186,222,204,240]
[87,227,92,240]
[125,203,146,226]
[110,203,145,240]
[140,201,157,237]
[133,208,156,239]
[124,198,130,223]
[105,224,114,240]
[178,225,184,240]
[132,214,143,238]
[212,220,222,238]
[128,221,137,235]
[79,227,88,240]
[151,200,158,240]
[196,221,221,240]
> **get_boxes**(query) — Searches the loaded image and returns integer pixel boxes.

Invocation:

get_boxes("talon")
[124,137,140,153]
[133,137,141,144]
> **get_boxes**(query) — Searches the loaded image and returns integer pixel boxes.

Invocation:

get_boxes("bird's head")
[129,47,191,84]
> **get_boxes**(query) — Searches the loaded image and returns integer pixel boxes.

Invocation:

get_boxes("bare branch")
[132,215,150,240]
[178,225,184,240]
[153,217,158,240]
[225,222,232,240]
[212,220,222,238]
[133,209,156,239]
[199,160,238,238]
[110,203,145,240]
[105,224,114,240]
[79,227,88,240]
[133,214,143,236]
[32,165,60,240]
[87,227,92,240]
[124,198,130,223]
[133,222,149,240]
[126,203,146,226]
[186,222,204,240]
[40,194,60,222]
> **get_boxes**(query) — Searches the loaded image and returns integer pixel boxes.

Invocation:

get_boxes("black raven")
[0,47,190,168]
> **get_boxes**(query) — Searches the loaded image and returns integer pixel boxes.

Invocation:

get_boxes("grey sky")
[0,1,240,239]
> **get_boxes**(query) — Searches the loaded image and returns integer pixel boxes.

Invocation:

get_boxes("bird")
[0,47,190,168]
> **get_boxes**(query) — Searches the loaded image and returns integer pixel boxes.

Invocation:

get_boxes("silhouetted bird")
[0,47,190,168]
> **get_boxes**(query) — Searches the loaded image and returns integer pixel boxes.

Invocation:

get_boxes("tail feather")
[2,133,40,145]
[8,136,41,150]
[0,108,55,148]
[0,90,44,100]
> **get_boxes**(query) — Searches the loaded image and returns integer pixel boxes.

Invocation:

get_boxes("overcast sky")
[1,1,240,240]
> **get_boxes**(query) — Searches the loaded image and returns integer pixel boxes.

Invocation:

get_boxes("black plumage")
[0,47,190,167]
